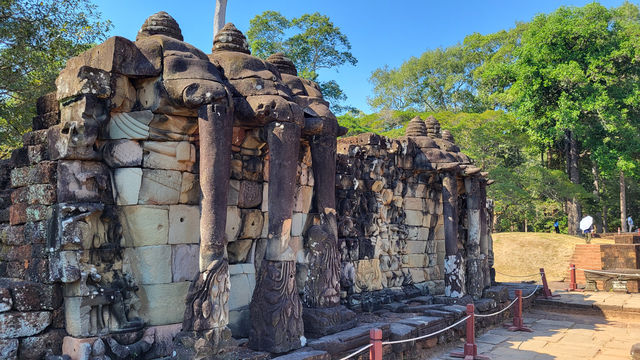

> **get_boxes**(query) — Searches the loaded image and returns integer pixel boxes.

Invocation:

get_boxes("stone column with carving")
[181,102,233,345]
[442,173,465,297]
[464,176,484,298]
[249,121,304,353]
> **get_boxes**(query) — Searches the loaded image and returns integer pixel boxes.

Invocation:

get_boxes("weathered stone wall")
[0,97,66,359]
[335,130,493,308]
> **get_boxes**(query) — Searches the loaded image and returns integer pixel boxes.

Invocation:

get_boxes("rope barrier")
[495,271,541,278]
[337,344,372,360]
[475,298,517,317]
[577,268,640,277]
[522,284,541,299]
[381,315,471,346]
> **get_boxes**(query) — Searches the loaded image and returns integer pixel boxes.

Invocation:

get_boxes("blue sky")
[93,0,629,113]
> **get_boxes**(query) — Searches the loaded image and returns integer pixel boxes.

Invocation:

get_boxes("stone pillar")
[182,103,232,347]
[465,176,484,299]
[479,180,491,288]
[304,134,340,308]
[442,173,465,297]
[249,121,304,353]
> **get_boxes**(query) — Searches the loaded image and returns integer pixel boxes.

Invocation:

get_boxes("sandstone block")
[123,245,172,284]
[138,169,181,205]
[0,225,25,246]
[354,259,383,292]
[106,111,153,140]
[62,298,92,337]
[227,179,239,206]
[406,240,427,254]
[22,129,49,146]
[142,141,196,172]
[434,224,445,241]
[237,181,262,208]
[179,172,199,204]
[293,185,313,213]
[111,73,136,112]
[103,140,143,167]
[404,197,425,211]
[291,212,307,237]
[261,183,269,212]
[409,268,427,283]
[149,113,198,140]
[27,144,49,164]
[57,161,112,204]
[239,209,263,239]
[407,254,427,267]
[168,205,200,244]
[172,244,199,282]
[229,267,256,310]
[138,282,190,326]
[61,336,96,360]
[10,204,52,225]
[404,210,424,226]
[56,65,111,101]
[114,167,143,205]
[119,205,169,247]
[49,250,81,283]
[226,206,241,242]
[228,239,253,263]
[0,311,51,338]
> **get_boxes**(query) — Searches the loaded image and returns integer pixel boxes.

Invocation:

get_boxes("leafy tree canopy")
[0,0,111,158]
[247,11,357,113]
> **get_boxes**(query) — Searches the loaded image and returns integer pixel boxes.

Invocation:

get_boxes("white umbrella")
[579,216,594,231]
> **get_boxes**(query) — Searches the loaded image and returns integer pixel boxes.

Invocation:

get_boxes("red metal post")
[538,267,559,299]
[369,328,382,360]
[506,290,532,332]
[567,264,582,292]
[451,304,490,360]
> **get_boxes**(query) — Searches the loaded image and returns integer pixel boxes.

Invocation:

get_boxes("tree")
[369,45,485,113]
[0,0,111,158]
[246,11,357,113]
[476,2,640,234]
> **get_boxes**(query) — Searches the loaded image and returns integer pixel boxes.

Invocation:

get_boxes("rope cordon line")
[475,298,517,318]
[338,344,372,360]
[577,268,640,277]
[495,271,541,278]
[380,315,470,346]
[522,284,540,299]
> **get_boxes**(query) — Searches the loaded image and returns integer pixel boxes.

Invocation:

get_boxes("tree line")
[362,2,640,234]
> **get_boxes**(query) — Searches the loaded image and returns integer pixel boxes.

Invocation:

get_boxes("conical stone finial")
[212,23,250,54]
[137,11,183,41]
[266,53,297,76]
[425,115,441,139]
[405,116,428,137]
[442,130,454,143]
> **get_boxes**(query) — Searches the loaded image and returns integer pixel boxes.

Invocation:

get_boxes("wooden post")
[451,304,490,359]
[506,290,532,332]
[538,268,559,299]
[567,264,582,292]
[369,328,382,360]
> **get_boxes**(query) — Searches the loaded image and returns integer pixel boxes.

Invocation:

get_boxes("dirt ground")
[492,232,614,283]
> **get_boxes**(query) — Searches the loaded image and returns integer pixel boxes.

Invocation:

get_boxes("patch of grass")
[492,232,614,282]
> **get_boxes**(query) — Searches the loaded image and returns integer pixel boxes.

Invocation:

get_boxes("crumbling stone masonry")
[0,12,494,359]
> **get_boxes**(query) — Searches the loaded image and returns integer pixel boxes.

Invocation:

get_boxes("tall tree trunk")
[565,130,582,235]
[524,218,528,233]
[621,171,627,232]
[213,0,227,36]
[592,162,606,233]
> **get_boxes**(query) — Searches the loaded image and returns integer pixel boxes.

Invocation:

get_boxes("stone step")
[271,348,330,360]
[306,322,390,356]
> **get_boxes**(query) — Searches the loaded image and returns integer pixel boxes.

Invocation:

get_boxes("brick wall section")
[570,244,602,284]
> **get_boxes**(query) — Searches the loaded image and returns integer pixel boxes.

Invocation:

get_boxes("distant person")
[628,216,634,232]
[554,220,559,233]
[584,225,593,244]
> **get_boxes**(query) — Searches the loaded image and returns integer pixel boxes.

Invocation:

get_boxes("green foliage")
[369,45,486,113]
[246,11,357,113]
[0,0,111,158]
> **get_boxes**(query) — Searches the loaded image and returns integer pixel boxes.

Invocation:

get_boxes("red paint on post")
[567,264,583,292]
[369,328,382,360]
[450,304,490,360]
[538,268,559,299]
[506,290,533,332]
